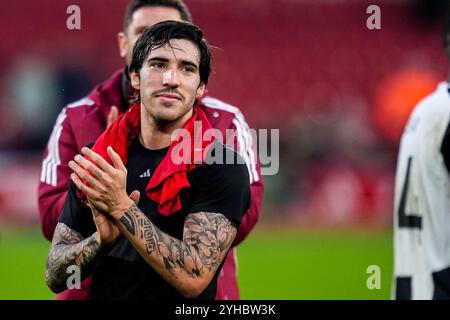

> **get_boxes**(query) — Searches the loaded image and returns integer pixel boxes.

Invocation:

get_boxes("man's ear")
[130,71,140,90]
[117,32,128,59]
[196,82,206,99]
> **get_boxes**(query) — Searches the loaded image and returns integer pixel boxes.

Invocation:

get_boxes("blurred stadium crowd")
[0,0,447,228]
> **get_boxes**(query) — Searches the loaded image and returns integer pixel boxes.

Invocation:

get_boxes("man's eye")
[181,66,195,73]
[150,62,165,69]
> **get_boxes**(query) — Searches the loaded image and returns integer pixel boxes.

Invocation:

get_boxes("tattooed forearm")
[119,205,197,276]
[184,212,236,272]
[120,207,158,253]
[118,204,237,283]
[45,223,103,293]
[119,211,136,236]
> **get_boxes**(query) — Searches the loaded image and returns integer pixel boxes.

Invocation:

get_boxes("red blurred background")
[0,0,447,228]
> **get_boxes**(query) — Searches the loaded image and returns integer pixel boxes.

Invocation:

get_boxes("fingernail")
[74,155,80,161]
[69,161,75,168]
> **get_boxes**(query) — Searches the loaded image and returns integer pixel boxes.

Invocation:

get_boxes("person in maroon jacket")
[38,0,263,300]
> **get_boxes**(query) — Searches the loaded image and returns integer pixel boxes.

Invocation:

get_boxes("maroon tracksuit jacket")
[38,69,264,300]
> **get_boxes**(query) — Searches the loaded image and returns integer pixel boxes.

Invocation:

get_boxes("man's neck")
[139,106,193,150]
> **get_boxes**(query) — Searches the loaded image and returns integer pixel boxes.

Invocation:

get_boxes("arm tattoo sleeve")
[45,223,103,293]
[119,204,237,280]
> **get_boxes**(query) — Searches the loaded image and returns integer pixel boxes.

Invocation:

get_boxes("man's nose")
[162,69,180,87]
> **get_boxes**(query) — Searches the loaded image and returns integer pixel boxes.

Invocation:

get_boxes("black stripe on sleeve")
[440,116,450,174]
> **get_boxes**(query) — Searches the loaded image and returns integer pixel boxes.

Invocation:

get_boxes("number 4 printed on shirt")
[398,156,422,229]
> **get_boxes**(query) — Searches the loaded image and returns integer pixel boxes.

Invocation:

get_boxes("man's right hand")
[91,204,120,248]
[91,190,140,247]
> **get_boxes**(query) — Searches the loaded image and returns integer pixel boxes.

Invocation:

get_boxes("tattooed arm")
[45,222,104,293]
[118,204,237,298]
[68,147,239,297]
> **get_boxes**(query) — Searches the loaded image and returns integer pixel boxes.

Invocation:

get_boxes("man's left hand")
[69,146,134,219]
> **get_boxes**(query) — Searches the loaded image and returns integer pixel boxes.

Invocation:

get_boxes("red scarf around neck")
[81,103,216,216]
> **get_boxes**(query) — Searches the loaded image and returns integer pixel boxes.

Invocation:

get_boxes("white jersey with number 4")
[394,82,450,300]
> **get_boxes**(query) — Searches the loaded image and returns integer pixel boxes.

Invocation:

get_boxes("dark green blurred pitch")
[0,227,392,300]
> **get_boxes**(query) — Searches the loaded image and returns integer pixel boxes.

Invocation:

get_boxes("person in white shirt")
[393,16,450,299]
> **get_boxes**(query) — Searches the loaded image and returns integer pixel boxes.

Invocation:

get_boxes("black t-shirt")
[58,139,250,300]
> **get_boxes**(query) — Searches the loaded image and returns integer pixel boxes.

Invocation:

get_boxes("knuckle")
[83,162,91,171]
[111,171,118,180]
[91,193,100,201]
[104,177,113,185]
